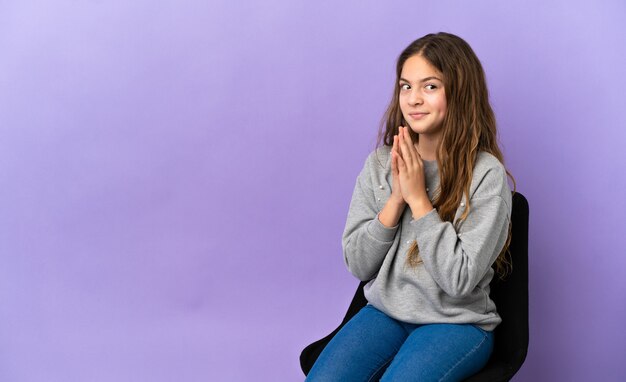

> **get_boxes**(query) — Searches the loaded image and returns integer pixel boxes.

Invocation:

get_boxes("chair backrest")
[487,191,529,367]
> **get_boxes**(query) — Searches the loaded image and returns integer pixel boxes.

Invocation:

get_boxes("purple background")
[1,1,625,381]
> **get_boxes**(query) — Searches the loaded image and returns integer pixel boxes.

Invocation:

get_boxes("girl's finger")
[393,135,400,156]
[393,136,401,166]
[398,127,413,166]
[402,126,416,163]
[403,125,412,144]
[413,143,423,164]
[397,153,405,168]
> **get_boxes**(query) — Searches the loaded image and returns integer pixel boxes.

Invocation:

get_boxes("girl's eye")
[425,84,437,90]
[400,84,410,90]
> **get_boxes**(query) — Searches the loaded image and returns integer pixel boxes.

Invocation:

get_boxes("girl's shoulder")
[373,144,392,159]
[366,147,503,171]
[472,151,511,202]
[475,151,505,172]
[365,145,392,170]
[362,147,505,179]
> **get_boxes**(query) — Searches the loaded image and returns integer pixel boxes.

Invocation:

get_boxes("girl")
[306,32,517,381]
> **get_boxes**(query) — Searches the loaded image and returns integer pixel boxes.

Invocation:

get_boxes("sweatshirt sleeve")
[407,166,512,298]
[342,153,399,281]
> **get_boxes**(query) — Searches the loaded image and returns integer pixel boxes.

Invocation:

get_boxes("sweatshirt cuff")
[408,207,442,232]
[367,211,399,242]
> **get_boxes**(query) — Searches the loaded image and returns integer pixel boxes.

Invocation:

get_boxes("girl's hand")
[396,126,429,206]
[390,133,406,206]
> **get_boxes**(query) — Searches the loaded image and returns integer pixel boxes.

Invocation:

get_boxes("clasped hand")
[390,126,429,207]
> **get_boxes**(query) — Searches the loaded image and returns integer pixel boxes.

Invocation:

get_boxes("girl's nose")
[409,90,423,105]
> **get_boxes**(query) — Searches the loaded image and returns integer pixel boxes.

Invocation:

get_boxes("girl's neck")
[417,134,440,161]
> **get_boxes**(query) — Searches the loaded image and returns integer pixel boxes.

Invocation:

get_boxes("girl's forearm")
[378,198,406,228]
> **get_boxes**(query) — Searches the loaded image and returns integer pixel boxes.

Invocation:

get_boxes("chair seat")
[463,361,517,382]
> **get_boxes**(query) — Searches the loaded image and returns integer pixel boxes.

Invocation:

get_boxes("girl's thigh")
[305,304,408,382]
[380,323,494,382]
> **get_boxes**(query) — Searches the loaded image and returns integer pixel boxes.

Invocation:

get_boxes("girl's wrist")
[408,198,434,220]
[389,195,406,206]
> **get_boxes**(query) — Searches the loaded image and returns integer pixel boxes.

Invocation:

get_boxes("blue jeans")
[306,304,494,382]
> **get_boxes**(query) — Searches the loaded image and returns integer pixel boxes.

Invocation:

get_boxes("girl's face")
[398,54,447,138]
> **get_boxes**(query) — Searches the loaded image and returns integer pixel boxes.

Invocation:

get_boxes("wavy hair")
[374,32,517,280]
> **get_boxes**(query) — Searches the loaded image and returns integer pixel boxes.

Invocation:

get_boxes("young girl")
[306,32,517,381]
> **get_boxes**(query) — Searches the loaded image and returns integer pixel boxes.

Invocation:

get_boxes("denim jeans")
[306,304,494,382]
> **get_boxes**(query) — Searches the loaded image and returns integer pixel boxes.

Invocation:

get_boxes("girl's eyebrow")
[399,76,442,83]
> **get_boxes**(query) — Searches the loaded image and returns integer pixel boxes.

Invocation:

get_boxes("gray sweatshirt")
[342,145,512,331]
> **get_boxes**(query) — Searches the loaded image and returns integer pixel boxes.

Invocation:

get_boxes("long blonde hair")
[374,32,516,280]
